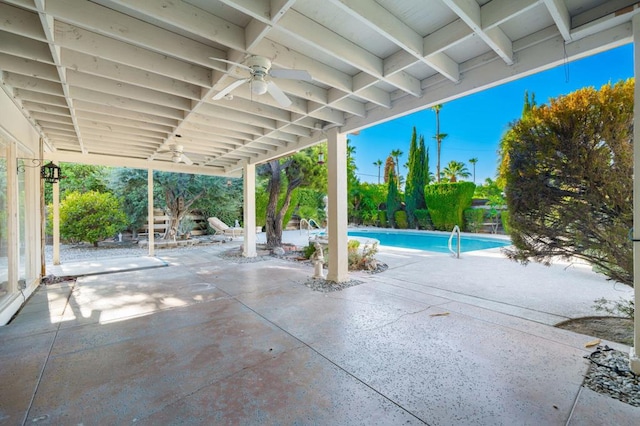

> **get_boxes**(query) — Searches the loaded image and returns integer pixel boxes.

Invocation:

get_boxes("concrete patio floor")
[1,234,639,425]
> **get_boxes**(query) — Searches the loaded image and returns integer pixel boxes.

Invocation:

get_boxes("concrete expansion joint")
[361,306,434,332]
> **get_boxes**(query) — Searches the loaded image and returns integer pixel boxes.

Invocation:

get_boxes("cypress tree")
[386,170,400,228]
[406,127,427,228]
[405,127,419,228]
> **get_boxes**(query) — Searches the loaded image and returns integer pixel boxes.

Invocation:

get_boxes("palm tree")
[373,159,383,184]
[468,157,478,183]
[390,149,403,182]
[432,104,447,183]
[383,156,395,183]
[441,160,470,183]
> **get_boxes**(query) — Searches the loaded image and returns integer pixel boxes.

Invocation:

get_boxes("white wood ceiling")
[0,0,637,176]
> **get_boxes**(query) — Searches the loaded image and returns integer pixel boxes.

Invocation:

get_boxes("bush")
[394,210,408,229]
[354,183,388,225]
[593,298,634,320]
[297,188,324,222]
[464,208,484,233]
[500,210,510,234]
[378,210,388,227]
[347,240,379,271]
[302,242,317,259]
[414,209,432,230]
[305,239,379,271]
[298,205,320,222]
[424,182,475,230]
[54,191,128,246]
[502,80,633,286]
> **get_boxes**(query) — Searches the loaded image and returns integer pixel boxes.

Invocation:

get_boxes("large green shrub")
[414,209,432,230]
[54,191,128,246]
[463,208,484,233]
[296,188,324,222]
[354,183,387,225]
[424,182,475,230]
[378,210,388,227]
[502,81,633,286]
[394,210,408,229]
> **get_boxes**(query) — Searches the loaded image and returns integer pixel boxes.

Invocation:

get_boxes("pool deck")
[1,230,638,424]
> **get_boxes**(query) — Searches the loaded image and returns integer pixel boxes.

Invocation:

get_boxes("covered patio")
[1,0,640,421]
[3,241,639,424]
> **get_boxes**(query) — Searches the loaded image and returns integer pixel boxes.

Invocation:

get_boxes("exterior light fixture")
[40,161,62,183]
[317,153,325,165]
[17,159,63,184]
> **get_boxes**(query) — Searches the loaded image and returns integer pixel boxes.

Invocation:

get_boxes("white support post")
[24,162,39,283]
[52,164,60,266]
[326,128,349,282]
[6,142,17,292]
[630,14,640,374]
[147,168,155,257]
[243,163,257,258]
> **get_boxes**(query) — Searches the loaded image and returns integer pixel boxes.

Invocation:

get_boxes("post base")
[630,347,640,375]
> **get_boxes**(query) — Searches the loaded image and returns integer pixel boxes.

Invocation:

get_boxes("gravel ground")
[300,277,365,292]
[584,346,640,407]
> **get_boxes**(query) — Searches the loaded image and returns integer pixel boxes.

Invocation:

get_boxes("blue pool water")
[348,230,511,253]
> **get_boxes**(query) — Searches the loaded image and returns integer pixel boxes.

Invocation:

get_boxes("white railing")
[299,218,322,237]
[448,225,461,258]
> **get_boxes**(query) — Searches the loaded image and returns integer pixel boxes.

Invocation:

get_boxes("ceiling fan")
[158,144,193,165]
[210,55,312,107]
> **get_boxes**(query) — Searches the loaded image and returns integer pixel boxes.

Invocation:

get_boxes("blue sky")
[350,43,634,185]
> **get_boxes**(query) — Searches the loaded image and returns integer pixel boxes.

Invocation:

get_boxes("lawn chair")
[207,217,243,239]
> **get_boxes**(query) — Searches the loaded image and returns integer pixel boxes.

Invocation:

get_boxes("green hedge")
[394,210,408,229]
[378,210,388,227]
[424,182,475,231]
[414,209,432,230]
[463,208,484,233]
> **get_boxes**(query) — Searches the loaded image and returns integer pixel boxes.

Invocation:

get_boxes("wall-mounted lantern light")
[40,161,62,183]
[18,159,63,184]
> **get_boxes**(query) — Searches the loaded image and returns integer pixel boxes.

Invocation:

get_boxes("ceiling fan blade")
[212,78,249,100]
[180,153,193,166]
[208,57,252,72]
[266,81,292,107]
[270,69,312,81]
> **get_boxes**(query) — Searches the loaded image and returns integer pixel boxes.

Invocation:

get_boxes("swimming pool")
[347,230,511,253]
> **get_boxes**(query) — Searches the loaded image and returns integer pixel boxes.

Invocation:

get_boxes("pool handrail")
[449,225,461,258]
[300,218,323,238]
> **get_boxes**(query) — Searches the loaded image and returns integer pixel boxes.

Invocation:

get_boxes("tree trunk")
[161,188,205,240]
[265,159,300,249]
[265,160,282,248]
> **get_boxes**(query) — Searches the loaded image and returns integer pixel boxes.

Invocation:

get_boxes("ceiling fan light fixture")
[251,76,268,95]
